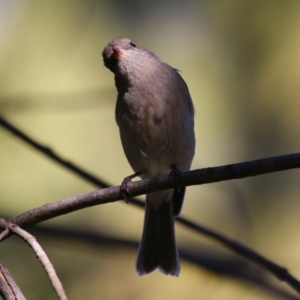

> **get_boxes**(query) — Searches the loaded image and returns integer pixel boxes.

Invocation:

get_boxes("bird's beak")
[113,47,122,60]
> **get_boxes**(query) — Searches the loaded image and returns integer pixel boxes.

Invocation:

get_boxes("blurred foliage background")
[1,0,300,299]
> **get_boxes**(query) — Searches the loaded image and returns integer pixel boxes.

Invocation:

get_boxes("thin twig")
[0,114,108,189]
[0,220,68,300]
[0,263,26,300]
[0,228,10,241]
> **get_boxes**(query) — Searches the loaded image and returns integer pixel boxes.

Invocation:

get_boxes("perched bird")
[102,37,195,276]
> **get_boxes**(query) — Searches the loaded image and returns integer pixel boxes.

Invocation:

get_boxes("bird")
[102,37,195,276]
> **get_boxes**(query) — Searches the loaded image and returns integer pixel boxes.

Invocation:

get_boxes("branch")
[28,224,300,299]
[2,114,300,191]
[178,218,300,294]
[0,114,108,189]
[0,220,68,300]
[1,113,300,222]
[6,152,300,228]
[0,264,26,300]
[2,156,299,294]
[2,114,300,294]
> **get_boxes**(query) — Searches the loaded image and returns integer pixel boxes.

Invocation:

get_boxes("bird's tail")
[136,190,179,276]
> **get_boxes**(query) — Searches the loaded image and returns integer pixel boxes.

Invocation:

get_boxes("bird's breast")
[116,92,174,176]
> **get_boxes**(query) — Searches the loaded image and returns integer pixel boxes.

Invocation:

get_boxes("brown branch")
[178,218,300,294]
[0,114,108,189]
[2,155,299,294]
[0,220,67,300]
[6,152,300,228]
[2,114,300,192]
[0,228,10,242]
[0,264,26,300]
[1,114,300,294]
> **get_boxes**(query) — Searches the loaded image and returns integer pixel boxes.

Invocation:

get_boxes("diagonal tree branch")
[1,113,300,208]
[0,263,26,300]
[1,114,300,295]
[178,218,300,294]
[0,220,68,300]
[0,114,109,189]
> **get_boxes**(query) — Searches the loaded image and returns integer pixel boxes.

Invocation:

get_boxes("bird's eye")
[130,42,137,47]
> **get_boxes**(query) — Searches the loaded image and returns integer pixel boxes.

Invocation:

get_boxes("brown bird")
[102,37,195,276]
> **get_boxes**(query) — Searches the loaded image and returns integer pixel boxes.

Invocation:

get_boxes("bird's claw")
[169,167,181,180]
[120,171,142,203]
[169,167,182,193]
[120,177,132,203]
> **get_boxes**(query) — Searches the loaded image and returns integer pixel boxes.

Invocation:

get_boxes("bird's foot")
[120,177,132,203]
[169,167,183,195]
[168,166,182,183]
[120,171,142,203]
